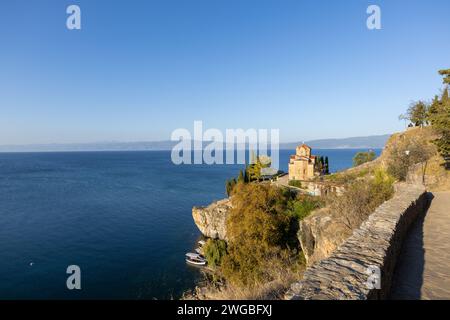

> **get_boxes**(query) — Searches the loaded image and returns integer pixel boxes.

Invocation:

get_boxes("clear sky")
[1,0,449,144]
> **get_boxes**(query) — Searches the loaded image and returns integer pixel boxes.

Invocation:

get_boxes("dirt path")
[391,192,450,299]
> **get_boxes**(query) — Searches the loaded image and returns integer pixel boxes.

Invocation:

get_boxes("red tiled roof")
[299,144,311,149]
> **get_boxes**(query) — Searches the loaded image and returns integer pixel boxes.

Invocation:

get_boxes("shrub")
[203,239,228,268]
[222,183,298,286]
[428,87,450,161]
[323,168,370,184]
[286,195,324,221]
[225,178,237,196]
[329,169,394,230]
[288,180,302,188]
[353,151,376,167]
[386,137,434,181]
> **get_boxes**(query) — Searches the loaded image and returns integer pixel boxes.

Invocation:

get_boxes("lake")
[0,149,380,299]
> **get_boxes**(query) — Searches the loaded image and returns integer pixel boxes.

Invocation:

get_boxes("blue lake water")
[0,149,380,299]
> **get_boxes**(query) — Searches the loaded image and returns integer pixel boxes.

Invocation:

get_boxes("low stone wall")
[286,183,429,300]
[300,180,346,196]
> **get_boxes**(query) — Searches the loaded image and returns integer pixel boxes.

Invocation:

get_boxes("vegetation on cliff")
[399,69,449,164]
[429,87,449,162]
[353,151,376,167]
[203,239,227,268]
[200,182,320,298]
[328,169,394,230]
[223,183,296,286]
[385,135,434,181]
[225,155,272,196]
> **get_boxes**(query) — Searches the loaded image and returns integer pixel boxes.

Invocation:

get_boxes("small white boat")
[185,252,206,266]
[195,247,203,254]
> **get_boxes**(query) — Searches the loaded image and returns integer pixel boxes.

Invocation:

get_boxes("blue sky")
[1,0,449,144]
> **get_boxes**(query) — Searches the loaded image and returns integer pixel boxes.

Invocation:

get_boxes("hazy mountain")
[281,134,391,150]
[0,134,390,152]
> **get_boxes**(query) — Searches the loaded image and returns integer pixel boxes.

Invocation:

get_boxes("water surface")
[0,149,380,299]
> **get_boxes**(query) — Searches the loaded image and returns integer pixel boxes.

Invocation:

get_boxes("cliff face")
[298,208,350,265]
[192,198,232,240]
[287,183,428,300]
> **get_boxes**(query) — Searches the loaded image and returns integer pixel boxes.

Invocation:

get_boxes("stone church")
[288,144,319,181]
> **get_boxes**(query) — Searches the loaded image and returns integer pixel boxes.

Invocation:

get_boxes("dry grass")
[193,262,305,300]
[326,169,395,231]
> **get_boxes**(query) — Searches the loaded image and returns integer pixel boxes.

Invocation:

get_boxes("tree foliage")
[439,69,450,85]
[288,180,302,188]
[286,195,324,221]
[225,178,237,196]
[222,183,296,286]
[246,155,271,182]
[353,151,376,167]
[386,137,434,181]
[203,239,228,268]
[330,169,394,230]
[400,101,429,127]
[428,74,450,160]
[315,156,330,175]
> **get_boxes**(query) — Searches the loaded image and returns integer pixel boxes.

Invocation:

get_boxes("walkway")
[391,192,450,299]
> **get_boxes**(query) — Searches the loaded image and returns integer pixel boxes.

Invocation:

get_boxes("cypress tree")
[238,170,245,183]
[442,87,449,103]
[226,179,231,196]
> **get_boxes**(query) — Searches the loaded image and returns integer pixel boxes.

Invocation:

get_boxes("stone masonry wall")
[286,183,429,300]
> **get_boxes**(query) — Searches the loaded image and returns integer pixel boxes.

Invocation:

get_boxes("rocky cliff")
[192,198,232,240]
[298,208,350,265]
[286,183,428,300]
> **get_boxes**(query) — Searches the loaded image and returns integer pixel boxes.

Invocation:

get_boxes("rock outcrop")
[286,183,429,300]
[299,208,350,265]
[192,198,232,240]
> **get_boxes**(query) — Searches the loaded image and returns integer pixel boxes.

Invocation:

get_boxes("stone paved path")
[391,192,450,300]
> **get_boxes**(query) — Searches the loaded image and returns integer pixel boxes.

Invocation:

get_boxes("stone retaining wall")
[286,183,429,300]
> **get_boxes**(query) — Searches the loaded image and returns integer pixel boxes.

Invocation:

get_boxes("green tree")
[203,239,227,268]
[286,195,324,221]
[246,155,271,182]
[237,170,245,184]
[428,86,450,161]
[386,138,434,181]
[442,87,449,102]
[400,101,429,127]
[225,178,237,196]
[222,183,295,286]
[316,156,324,174]
[439,69,450,85]
[325,156,330,174]
[353,151,376,167]
[244,168,249,183]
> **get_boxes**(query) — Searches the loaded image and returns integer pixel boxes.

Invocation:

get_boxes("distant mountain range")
[281,134,390,150]
[0,134,390,152]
